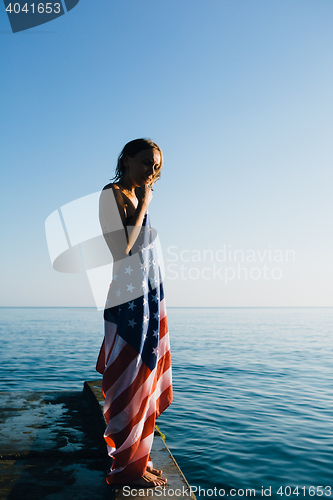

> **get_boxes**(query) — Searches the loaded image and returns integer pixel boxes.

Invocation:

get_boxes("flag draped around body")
[96,212,172,485]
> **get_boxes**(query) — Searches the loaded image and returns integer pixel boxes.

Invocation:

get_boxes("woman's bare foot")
[146,465,163,477]
[128,471,167,488]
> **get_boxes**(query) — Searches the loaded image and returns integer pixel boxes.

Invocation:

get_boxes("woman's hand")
[135,185,153,207]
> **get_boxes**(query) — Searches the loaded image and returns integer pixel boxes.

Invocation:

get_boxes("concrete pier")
[0,390,109,500]
[0,382,195,500]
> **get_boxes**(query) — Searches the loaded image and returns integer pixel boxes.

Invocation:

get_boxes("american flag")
[96,213,172,485]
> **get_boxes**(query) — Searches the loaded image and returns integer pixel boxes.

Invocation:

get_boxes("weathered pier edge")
[0,381,195,500]
[84,380,196,500]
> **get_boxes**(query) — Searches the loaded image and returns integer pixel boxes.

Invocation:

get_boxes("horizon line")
[0,306,332,309]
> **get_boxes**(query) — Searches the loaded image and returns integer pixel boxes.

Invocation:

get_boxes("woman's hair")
[112,138,163,184]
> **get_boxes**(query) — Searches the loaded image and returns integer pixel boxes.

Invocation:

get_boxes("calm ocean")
[0,307,332,499]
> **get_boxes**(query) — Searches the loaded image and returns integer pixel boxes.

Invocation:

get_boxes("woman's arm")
[108,184,152,255]
[116,185,152,254]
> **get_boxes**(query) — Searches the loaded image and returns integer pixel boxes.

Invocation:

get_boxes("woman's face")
[124,148,161,187]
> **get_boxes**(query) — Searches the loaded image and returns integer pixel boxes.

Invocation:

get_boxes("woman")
[96,139,172,487]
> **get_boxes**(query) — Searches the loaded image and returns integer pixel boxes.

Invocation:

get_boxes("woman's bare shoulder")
[102,183,121,198]
[102,182,117,191]
[102,183,123,197]
[100,183,126,214]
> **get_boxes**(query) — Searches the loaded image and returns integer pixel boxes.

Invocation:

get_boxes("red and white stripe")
[96,298,172,485]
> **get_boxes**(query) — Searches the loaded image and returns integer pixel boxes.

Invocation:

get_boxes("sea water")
[0,307,332,499]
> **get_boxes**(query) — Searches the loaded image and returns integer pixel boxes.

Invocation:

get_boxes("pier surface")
[0,381,195,500]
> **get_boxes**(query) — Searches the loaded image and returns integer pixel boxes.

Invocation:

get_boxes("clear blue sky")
[1,0,332,307]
